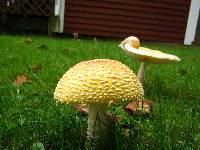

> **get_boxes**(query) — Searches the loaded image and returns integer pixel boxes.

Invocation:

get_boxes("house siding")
[64,0,191,43]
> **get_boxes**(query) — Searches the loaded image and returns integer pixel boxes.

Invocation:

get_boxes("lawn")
[0,34,200,150]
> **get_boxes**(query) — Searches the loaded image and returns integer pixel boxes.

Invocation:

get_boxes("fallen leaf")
[124,99,153,115]
[13,74,32,86]
[73,104,122,122]
[106,112,122,123]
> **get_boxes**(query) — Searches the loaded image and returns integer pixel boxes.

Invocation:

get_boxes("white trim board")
[184,0,200,45]
[53,0,65,33]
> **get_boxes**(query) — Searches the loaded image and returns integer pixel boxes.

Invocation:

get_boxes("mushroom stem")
[137,62,147,84]
[87,103,108,139]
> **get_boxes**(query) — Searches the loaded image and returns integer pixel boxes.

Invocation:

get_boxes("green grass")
[0,34,200,150]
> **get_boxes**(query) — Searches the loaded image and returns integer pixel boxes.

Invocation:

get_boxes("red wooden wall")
[64,0,191,43]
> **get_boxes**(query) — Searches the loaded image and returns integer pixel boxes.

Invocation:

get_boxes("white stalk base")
[87,103,108,139]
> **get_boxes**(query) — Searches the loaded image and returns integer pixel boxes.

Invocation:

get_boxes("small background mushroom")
[54,59,144,139]
[119,36,181,84]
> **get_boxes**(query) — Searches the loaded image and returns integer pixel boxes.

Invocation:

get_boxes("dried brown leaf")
[73,105,122,123]
[13,74,32,86]
[106,112,122,123]
[124,99,153,114]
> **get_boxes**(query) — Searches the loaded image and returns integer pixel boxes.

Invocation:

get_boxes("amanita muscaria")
[119,36,181,84]
[54,59,144,139]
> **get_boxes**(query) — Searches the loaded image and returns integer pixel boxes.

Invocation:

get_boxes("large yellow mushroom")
[119,36,181,83]
[54,59,144,139]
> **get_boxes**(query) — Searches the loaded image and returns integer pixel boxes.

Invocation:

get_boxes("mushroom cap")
[121,36,140,49]
[120,36,181,64]
[54,59,144,105]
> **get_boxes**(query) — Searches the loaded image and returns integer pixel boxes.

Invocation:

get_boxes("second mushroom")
[119,36,181,84]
